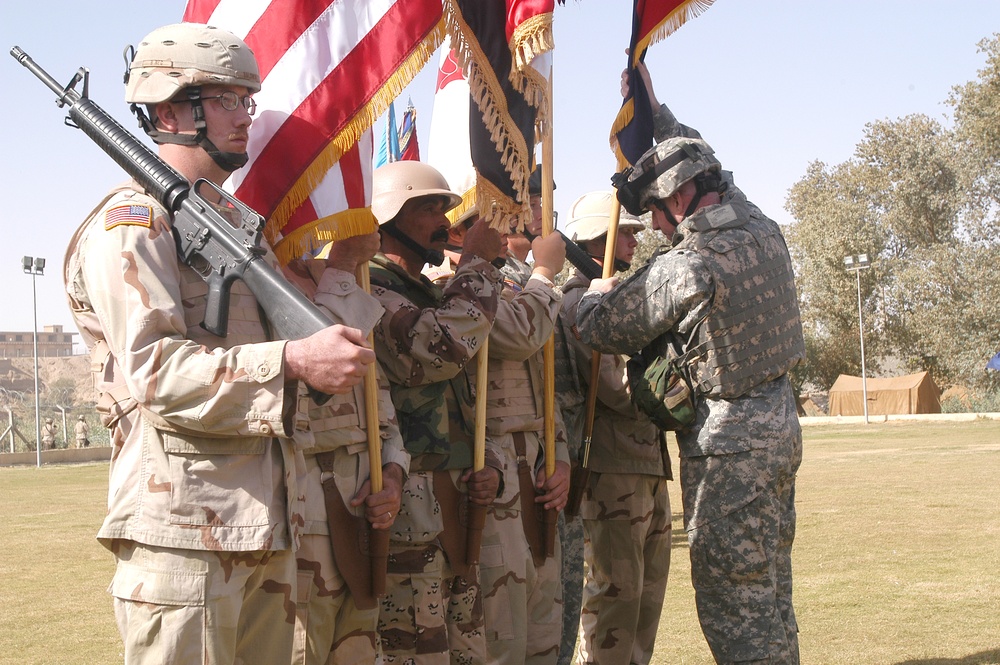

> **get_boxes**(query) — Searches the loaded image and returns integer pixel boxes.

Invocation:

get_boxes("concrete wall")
[0,446,110,467]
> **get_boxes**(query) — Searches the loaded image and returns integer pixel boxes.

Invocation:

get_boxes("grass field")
[1,420,998,664]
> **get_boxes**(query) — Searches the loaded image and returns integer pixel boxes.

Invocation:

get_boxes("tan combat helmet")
[619,137,722,215]
[371,161,462,225]
[372,161,462,266]
[124,23,260,170]
[125,23,260,105]
[565,190,644,243]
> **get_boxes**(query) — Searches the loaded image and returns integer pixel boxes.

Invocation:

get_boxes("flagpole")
[540,63,558,559]
[567,196,621,518]
[356,263,387,599]
[466,339,489,565]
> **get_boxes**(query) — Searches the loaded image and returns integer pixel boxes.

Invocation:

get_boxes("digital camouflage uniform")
[474,252,567,665]
[560,271,672,665]
[290,266,411,665]
[577,104,805,665]
[65,183,304,665]
[552,341,584,665]
[369,252,504,665]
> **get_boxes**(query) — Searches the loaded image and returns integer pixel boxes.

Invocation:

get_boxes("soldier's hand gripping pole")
[11,46,334,402]
[357,265,388,599]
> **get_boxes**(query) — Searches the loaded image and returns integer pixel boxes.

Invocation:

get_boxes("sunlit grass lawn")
[1,420,998,664]
[653,420,1000,665]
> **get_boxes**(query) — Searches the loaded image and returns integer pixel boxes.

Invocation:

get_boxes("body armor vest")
[673,199,805,399]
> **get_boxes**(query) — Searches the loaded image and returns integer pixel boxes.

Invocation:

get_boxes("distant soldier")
[559,192,672,665]
[75,415,90,448]
[41,418,57,450]
[368,161,505,664]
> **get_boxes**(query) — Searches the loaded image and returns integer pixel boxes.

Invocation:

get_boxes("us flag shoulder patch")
[105,204,152,230]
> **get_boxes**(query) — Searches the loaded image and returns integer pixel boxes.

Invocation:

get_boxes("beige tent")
[828,372,941,416]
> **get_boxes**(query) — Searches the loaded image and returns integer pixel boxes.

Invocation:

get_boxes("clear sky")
[2,1,996,349]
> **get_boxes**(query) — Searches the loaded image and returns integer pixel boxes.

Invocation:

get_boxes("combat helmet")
[124,23,260,171]
[372,161,462,266]
[615,137,723,216]
[566,191,644,243]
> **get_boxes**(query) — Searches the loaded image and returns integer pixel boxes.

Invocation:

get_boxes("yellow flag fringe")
[633,0,716,67]
[263,19,447,254]
[445,186,479,226]
[271,207,378,265]
[608,0,715,170]
[443,2,533,231]
[509,12,554,120]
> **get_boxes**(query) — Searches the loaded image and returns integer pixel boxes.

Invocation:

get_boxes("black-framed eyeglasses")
[194,91,257,115]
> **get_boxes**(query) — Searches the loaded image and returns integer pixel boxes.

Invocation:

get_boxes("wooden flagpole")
[540,63,558,558]
[356,264,387,598]
[566,197,621,518]
[466,339,489,564]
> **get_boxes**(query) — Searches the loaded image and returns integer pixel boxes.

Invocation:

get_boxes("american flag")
[104,204,152,230]
[182,0,445,263]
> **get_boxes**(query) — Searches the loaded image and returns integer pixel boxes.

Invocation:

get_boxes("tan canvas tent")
[828,372,941,416]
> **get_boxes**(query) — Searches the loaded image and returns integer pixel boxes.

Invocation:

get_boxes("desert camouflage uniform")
[577,103,805,664]
[472,253,567,665]
[65,183,304,665]
[560,271,672,665]
[41,421,57,449]
[75,419,90,448]
[290,266,411,665]
[369,252,504,665]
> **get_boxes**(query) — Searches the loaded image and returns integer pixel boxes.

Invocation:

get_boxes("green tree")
[786,33,1000,394]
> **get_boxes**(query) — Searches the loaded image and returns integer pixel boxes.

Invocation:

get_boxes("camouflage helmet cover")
[371,161,462,225]
[125,23,261,104]
[565,190,644,243]
[630,137,721,212]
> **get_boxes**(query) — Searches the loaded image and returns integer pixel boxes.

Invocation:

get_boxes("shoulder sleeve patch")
[105,203,152,230]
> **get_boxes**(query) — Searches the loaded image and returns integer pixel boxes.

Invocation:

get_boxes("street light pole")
[843,254,871,424]
[22,256,45,466]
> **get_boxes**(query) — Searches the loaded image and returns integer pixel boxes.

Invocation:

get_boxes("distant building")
[0,325,76,358]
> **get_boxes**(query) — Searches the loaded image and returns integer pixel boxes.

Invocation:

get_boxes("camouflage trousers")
[481,431,563,665]
[556,510,584,665]
[577,473,671,665]
[681,439,802,665]
[379,470,487,665]
[110,540,296,665]
[294,533,380,665]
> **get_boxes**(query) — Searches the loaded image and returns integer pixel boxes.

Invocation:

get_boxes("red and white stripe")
[183,0,442,250]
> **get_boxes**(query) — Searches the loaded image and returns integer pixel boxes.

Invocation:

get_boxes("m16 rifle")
[11,46,333,344]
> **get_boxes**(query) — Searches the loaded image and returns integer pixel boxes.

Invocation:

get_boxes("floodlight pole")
[23,256,45,466]
[844,254,871,424]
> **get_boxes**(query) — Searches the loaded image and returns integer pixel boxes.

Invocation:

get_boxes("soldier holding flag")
[579,62,805,665]
[368,161,506,664]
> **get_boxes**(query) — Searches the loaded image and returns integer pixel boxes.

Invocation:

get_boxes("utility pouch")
[627,322,704,432]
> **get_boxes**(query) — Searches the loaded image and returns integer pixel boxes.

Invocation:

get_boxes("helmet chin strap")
[131,88,248,172]
[381,222,446,267]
